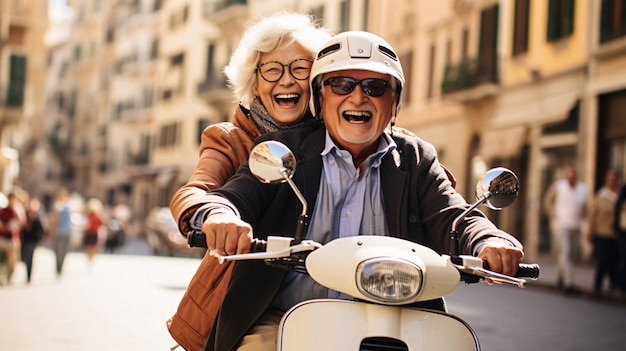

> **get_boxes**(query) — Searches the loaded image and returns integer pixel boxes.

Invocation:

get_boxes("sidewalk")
[529,254,626,304]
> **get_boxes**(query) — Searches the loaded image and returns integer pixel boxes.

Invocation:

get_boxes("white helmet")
[309,31,405,117]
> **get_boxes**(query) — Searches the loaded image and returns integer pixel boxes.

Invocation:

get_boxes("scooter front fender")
[278,299,479,351]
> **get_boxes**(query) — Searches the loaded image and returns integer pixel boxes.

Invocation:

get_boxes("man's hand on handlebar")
[477,243,524,282]
[202,211,253,256]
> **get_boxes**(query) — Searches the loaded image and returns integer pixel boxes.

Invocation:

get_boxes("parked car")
[145,207,205,257]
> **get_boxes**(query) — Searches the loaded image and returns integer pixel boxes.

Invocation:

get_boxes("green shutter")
[7,55,27,106]
[564,0,575,36]
[547,0,558,41]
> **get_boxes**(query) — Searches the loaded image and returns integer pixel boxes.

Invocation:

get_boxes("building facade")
[0,0,48,197]
[8,0,626,260]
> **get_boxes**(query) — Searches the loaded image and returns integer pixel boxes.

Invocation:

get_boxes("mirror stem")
[449,191,491,255]
[282,169,308,244]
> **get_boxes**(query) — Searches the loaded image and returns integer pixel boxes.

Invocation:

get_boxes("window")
[399,51,413,105]
[150,39,159,60]
[7,54,27,106]
[197,118,211,145]
[170,5,189,29]
[159,122,180,148]
[339,0,350,32]
[547,0,575,42]
[600,0,626,43]
[478,5,499,84]
[512,0,530,55]
[363,0,370,30]
[74,44,82,61]
[427,44,435,99]
[205,44,216,82]
[461,28,469,59]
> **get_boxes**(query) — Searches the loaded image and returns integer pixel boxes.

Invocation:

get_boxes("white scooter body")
[276,235,479,351]
[279,299,478,351]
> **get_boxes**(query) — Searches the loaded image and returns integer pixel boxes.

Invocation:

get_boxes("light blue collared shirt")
[272,131,396,311]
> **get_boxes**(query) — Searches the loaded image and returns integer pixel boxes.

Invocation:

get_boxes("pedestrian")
[0,193,26,285]
[104,205,127,254]
[83,198,104,264]
[167,12,332,351]
[196,31,524,351]
[49,188,73,277]
[20,197,48,283]
[544,163,588,295]
[586,168,619,294]
[615,181,626,293]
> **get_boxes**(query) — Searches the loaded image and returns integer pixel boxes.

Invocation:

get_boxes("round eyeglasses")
[323,77,393,97]
[257,58,313,83]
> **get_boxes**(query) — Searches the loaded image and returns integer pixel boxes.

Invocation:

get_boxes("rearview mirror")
[248,141,296,184]
[475,167,519,210]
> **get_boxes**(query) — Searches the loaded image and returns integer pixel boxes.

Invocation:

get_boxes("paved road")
[447,282,626,350]
[1,236,623,350]
[0,238,200,350]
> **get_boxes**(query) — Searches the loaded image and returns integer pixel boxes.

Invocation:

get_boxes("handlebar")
[189,231,540,287]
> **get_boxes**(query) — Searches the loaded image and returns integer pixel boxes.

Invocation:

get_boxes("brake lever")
[445,255,527,288]
[217,239,322,264]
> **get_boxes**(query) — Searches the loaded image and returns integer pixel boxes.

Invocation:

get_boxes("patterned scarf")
[249,96,317,134]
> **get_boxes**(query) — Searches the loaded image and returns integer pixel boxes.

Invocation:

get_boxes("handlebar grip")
[250,239,267,253]
[187,231,207,248]
[515,263,540,279]
[483,261,540,279]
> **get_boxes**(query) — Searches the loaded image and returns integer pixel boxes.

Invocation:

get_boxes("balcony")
[441,55,499,102]
[202,0,247,23]
[197,73,230,103]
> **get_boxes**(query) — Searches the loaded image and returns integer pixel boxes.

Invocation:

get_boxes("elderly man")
[194,31,524,351]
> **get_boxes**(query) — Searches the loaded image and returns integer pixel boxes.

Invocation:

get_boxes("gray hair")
[224,11,331,108]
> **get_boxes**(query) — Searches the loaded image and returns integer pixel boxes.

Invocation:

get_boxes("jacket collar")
[232,104,262,140]
[293,126,408,237]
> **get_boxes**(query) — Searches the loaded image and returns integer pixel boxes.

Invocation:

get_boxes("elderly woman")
[170,12,330,236]
[167,12,331,351]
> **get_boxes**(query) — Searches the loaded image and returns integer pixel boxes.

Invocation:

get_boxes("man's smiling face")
[319,69,397,158]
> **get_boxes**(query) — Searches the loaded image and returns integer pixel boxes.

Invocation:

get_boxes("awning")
[480,126,527,160]
[491,74,582,129]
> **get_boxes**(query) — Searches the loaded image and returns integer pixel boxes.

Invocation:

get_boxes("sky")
[46,0,74,45]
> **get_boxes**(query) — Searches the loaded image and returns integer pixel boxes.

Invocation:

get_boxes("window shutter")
[563,0,575,36]
[7,55,27,106]
[547,0,558,41]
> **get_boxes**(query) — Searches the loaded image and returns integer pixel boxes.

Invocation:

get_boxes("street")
[447,282,626,350]
[0,239,200,350]
[2,238,626,350]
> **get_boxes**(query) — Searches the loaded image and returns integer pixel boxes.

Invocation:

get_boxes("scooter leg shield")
[278,299,479,351]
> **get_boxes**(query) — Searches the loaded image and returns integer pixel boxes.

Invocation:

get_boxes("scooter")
[189,140,540,351]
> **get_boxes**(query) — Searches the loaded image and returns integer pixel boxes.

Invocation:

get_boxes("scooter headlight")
[356,257,423,304]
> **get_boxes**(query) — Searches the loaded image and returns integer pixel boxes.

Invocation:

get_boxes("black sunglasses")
[323,77,392,97]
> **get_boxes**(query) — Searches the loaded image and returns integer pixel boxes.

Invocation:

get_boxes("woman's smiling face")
[254,42,313,125]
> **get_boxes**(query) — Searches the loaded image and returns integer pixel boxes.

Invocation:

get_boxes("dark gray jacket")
[205,122,522,351]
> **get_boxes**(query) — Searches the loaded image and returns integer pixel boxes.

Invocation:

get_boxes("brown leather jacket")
[169,105,261,236]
